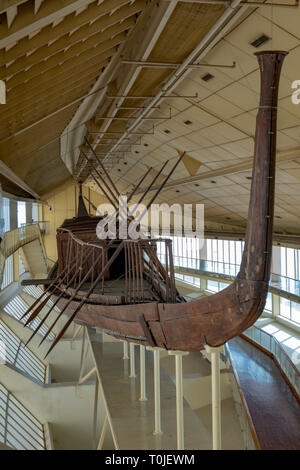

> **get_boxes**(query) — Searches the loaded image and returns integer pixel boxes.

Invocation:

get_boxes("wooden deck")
[227,336,300,450]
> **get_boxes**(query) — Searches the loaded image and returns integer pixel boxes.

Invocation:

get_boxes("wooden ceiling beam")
[0,107,79,160]
[0,159,40,199]
[0,15,135,80]
[1,46,115,110]
[0,0,136,63]
[6,5,18,28]
[0,1,27,15]
[0,0,98,49]
[6,31,126,90]
[0,62,105,123]
[0,48,113,114]
[0,78,97,136]
[0,82,102,143]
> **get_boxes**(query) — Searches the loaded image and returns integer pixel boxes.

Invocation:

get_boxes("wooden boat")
[22,51,287,356]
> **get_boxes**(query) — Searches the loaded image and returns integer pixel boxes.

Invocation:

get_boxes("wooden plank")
[226,337,300,450]
[0,0,137,63]
[6,32,126,90]
[0,17,134,80]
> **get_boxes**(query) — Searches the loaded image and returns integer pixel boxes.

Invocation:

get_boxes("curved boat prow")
[156,51,288,351]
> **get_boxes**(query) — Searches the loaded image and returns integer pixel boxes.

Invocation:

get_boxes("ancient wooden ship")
[22,51,287,356]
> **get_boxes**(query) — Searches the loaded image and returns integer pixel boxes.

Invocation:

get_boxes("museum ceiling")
[1,0,300,237]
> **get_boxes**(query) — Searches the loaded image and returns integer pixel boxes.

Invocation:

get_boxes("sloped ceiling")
[1,0,300,241]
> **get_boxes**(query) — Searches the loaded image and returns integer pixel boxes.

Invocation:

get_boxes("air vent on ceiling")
[251,34,270,48]
[201,73,214,82]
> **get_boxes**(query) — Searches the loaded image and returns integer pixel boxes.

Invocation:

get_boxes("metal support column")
[152,347,162,435]
[123,341,129,359]
[129,343,136,378]
[205,345,224,450]
[169,350,189,449]
[139,345,147,401]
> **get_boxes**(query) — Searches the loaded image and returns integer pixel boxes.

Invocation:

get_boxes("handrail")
[161,253,300,283]
[242,325,300,398]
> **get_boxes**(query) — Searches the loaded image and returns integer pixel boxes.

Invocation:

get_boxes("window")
[279,297,300,325]
[265,293,272,313]
[0,197,10,237]
[279,246,300,280]
[17,202,26,228]
[0,383,45,450]
[207,280,219,292]
[32,204,39,223]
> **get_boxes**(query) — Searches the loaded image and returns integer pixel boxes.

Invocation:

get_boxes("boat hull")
[51,277,268,351]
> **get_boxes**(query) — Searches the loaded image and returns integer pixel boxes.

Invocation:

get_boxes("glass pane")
[217,240,223,263]
[286,248,295,279]
[207,280,219,292]
[265,293,273,313]
[291,302,300,325]
[223,240,229,264]
[280,297,291,319]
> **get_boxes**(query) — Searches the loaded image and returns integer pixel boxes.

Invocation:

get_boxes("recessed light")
[184,120,193,125]
[201,73,214,82]
[164,129,171,134]
[251,34,270,48]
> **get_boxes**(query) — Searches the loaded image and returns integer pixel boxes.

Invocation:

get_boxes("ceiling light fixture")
[250,34,270,48]
[201,73,214,82]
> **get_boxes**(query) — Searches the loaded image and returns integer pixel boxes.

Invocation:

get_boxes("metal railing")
[242,325,300,397]
[0,383,45,450]
[0,320,46,383]
[0,224,43,287]
[159,253,300,286]
[20,221,49,235]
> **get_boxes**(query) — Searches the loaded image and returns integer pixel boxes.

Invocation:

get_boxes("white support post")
[92,376,99,450]
[169,350,189,450]
[205,345,224,450]
[151,347,162,435]
[123,341,129,359]
[129,343,136,378]
[139,345,147,401]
